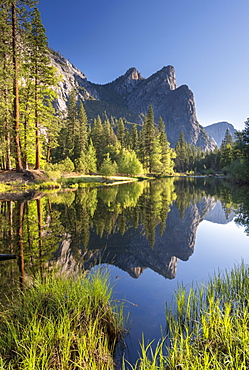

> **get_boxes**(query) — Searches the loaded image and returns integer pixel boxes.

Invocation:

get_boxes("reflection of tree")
[193,179,249,236]
[173,177,224,218]
[1,179,248,288]
[0,195,64,293]
[50,180,176,252]
[228,186,249,235]
[16,200,25,288]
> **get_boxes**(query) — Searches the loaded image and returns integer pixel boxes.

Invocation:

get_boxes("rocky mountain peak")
[153,65,177,90]
[124,67,143,81]
[49,51,216,150]
[111,67,143,95]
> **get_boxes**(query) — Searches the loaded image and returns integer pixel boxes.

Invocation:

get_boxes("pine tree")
[65,89,78,160]
[117,118,125,148]
[22,8,57,169]
[130,124,138,152]
[242,119,249,158]
[0,2,13,169]
[0,1,41,171]
[150,135,162,173]
[233,130,246,159]
[220,129,234,168]
[85,140,97,173]
[220,129,233,151]
[90,116,104,169]
[142,104,156,172]
[175,131,187,172]
[11,2,23,171]
[77,101,88,152]
[158,117,175,174]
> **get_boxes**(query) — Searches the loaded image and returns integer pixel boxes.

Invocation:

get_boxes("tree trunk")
[35,71,40,169]
[12,3,23,172]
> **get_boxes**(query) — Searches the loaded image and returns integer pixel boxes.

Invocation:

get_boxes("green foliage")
[174,131,188,172]
[141,104,156,171]
[117,149,144,175]
[100,153,118,176]
[85,140,97,173]
[224,158,249,182]
[74,143,97,174]
[117,118,125,148]
[52,156,75,173]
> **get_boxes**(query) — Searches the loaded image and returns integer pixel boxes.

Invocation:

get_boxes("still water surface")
[0,177,249,364]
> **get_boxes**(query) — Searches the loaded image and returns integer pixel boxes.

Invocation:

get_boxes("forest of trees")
[48,99,176,176]
[0,1,58,171]
[1,1,249,180]
[174,124,249,182]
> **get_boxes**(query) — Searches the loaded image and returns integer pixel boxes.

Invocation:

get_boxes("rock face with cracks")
[50,51,215,150]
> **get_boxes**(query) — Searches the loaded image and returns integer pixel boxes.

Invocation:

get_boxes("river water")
[0,177,248,364]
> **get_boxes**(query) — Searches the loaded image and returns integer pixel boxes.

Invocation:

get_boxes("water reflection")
[0,178,248,291]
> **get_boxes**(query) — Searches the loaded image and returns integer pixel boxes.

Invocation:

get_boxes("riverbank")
[129,262,249,369]
[0,270,123,370]
[0,169,147,191]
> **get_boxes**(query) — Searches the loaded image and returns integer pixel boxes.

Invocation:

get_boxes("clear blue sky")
[38,0,249,130]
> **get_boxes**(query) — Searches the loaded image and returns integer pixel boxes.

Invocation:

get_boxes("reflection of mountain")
[204,200,234,224]
[54,196,215,279]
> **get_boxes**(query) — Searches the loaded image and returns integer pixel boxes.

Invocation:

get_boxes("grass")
[165,262,249,369]
[0,270,124,370]
[126,262,249,369]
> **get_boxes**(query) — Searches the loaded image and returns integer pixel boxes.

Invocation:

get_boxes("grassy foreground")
[0,271,123,370]
[128,262,249,369]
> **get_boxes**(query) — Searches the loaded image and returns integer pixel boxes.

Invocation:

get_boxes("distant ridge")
[204,121,236,147]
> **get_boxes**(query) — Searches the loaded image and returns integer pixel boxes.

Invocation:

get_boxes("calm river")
[0,177,249,365]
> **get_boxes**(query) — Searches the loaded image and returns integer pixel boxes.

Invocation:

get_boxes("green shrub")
[224,158,249,182]
[117,149,144,176]
[45,157,75,174]
[100,154,118,176]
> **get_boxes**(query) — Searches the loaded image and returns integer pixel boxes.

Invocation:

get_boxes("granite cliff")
[204,121,236,147]
[50,51,215,150]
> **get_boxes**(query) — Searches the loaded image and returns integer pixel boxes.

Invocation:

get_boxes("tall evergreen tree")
[220,129,233,151]
[11,2,23,171]
[24,7,57,169]
[77,101,88,152]
[219,129,234,168]
[10,1,38,171]
[0,2,13,169]
[242,118,249,158]
[0,1,59,171]
[158,116,175,174]
[90,116,103,169]
[64,89,78,160]
[175,131,187,172]
[130,123,138,152]
[117,118,125,148]
[142,104,155,172]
